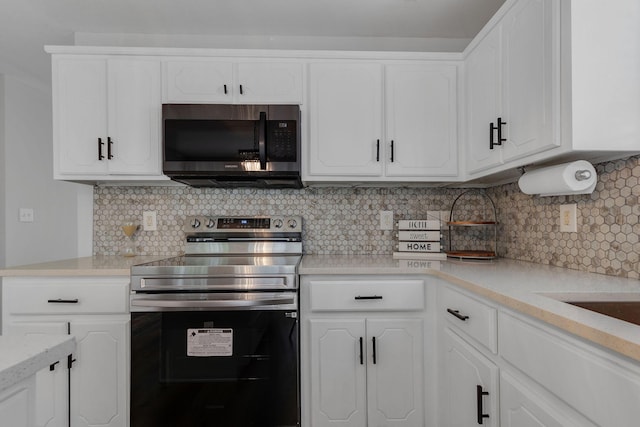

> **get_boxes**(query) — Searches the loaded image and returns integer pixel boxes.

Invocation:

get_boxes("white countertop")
[0,255,169,277]
[0,334,76,393]
[300,255,640,362]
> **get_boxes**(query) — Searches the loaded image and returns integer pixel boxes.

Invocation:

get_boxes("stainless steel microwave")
[162,104,302,188]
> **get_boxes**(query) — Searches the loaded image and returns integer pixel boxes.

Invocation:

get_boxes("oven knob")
[191,218,201,229]
[206,218,216,228]
[273,219,283,229]
[287,218,297,229]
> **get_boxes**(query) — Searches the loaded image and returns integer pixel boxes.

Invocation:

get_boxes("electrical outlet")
[143,211,157,231]
[559,204,577,232]
[380,210,394,230]
[19,208,34,223]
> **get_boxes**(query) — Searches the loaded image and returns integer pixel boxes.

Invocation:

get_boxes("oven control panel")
[185,215,302,233]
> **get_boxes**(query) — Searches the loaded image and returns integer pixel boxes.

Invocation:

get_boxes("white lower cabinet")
[309,318,424,426]
[69,320,128,427]
[500,371,595,427]
[7,322,70,427]
[302,277,428,427]
[0,377,35,427]
[439,282,640,427]
[441,328,498,427]
[2,277,130,427]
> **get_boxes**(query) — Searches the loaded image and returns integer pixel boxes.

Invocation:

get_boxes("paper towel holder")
[518,165,592,182]
[517,160,597,197]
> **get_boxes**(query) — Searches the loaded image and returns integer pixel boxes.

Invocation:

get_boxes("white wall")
[2,74,92,267]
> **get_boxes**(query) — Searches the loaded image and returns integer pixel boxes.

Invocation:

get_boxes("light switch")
[19,208,34,223]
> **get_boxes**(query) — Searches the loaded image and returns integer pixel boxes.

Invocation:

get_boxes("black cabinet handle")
[497,117,506,146]
[359,337,364,365]
[477,385,490,424]
[98,138,105,160]
[489,122,499,149]
[47,298,79,304]
[240,84,244,95]
[390,140,395,162]
[107,137,114,159]
[68,354,77,369]
[224,84,228,95]
[447,308,469,321]
[372,337,377,364]
[354,295,383,300]
[49,361,60,371]
[376,140,380,162]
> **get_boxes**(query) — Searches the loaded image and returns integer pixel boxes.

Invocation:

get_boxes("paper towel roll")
[518,160,597,196]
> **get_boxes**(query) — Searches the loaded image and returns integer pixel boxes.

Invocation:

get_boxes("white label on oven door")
[187,328,233,357]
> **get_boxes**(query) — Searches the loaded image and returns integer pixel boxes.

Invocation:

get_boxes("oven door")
[131,307,299,427]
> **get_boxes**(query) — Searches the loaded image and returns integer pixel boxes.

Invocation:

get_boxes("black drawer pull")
[354,295,383,300]
[47,298,79,304]
[49,361,60,371]
[447,308,469,321]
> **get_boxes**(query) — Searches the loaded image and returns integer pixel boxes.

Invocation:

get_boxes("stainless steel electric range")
[129,215,302,427]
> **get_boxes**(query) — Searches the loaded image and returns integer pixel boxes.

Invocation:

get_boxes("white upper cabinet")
[52,56,163,180]
[464,0,640,180]
[465,0,559,177]
[164,60,233,103]
[385,64,458,178]
[500,0,558,162]
[308,62,384,178]
[465,24,503,174]
[306,61,459,182]
[163,59,304,104]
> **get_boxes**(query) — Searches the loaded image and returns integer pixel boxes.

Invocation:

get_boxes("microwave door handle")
[258,111,267,170]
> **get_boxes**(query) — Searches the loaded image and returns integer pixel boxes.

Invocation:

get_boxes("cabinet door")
[0,378,34,427]
[309,319,367,427]
[235,62,303,104]
[163,59,234,103]
[441,328,498,427]
[54,58,108,175]
[500,371,595,427]
[385,65,458,178]
[501,0,559,162]
[308,63,383,177]
[106,58,161,175]
[6,322,69,427]
[366,318,424,426]
[70,319,128,427]
[465,25,503,175]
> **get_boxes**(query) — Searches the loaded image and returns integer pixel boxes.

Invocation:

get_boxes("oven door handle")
[131,296,295,309]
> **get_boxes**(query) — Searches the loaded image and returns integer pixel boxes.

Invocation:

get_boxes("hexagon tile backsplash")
[94,155,640,279]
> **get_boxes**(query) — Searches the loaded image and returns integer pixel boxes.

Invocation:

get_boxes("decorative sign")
[187,328,233,357]
[398,230,441,241]
[397,220,441,230]
[398,241,441,252]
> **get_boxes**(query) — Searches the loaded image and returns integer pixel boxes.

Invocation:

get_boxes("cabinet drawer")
[308,280,424,311]
[499,311,640,427]
[4,278,129,315]
[440,286,497,353]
